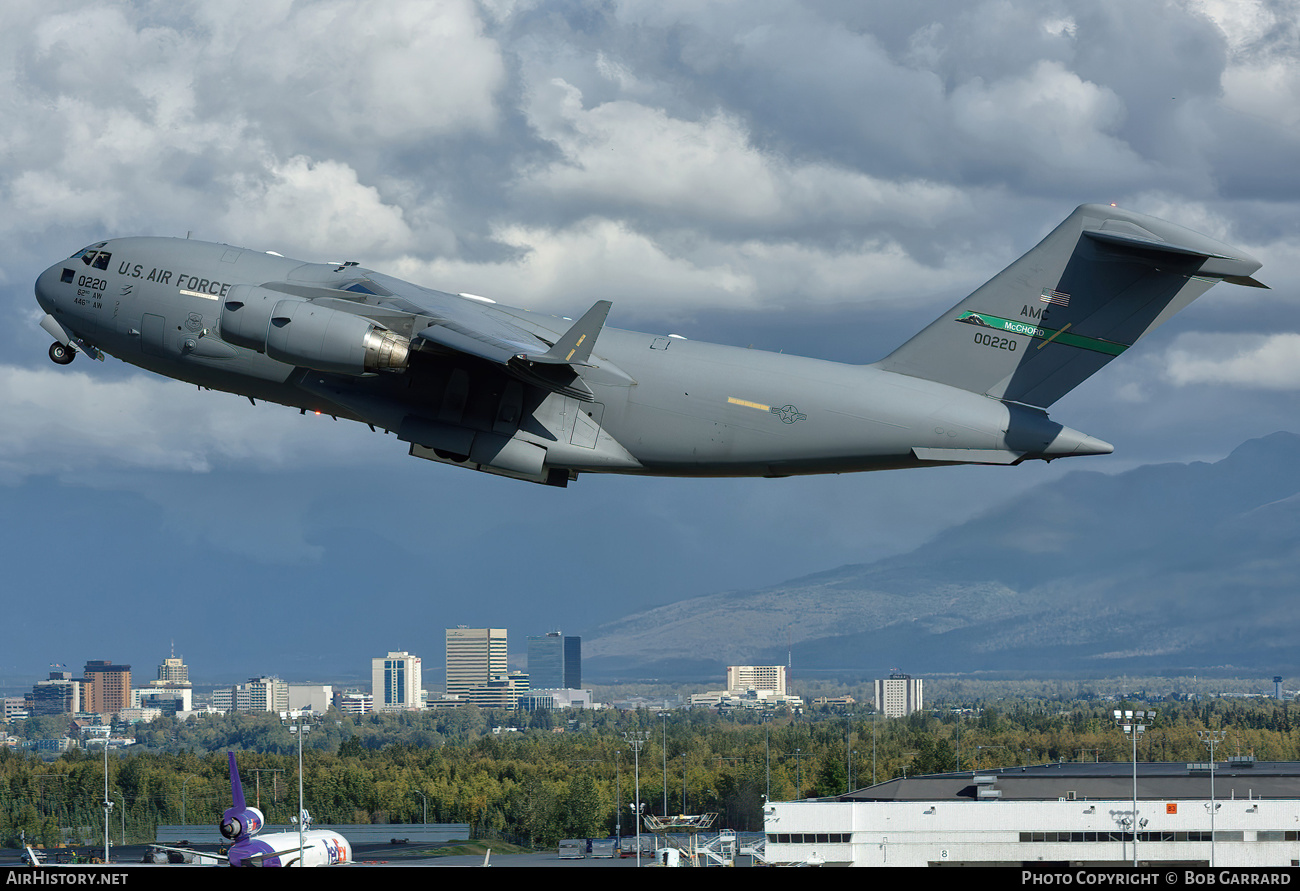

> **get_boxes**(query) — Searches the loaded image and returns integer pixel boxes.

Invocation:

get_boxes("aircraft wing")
[145,844,223,865]
[362,272,612,401]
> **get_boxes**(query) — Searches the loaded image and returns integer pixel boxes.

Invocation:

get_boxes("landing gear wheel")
[49,342,75,365]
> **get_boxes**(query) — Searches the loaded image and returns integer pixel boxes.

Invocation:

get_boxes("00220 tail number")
[974,332,1017,351]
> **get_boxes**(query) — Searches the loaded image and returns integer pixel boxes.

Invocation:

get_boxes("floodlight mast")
[623,731,650,867]
[1114,710,1153,867]
[1199,730,1228,867]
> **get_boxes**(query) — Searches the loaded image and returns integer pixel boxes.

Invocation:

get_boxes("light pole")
[764,720,771,801]
[658,711,669,816]
[110,792,125,846]
[410,788,427,832]
[623,731,649,866]
[681,752,687,814]
[181,774,199,827]
[288,714,315,868]
[844,710,854,794]
[101,734,112,864]
[975,745,1008,769]
[872,710,878,786]
[1199,730,1227,867]
[1114,709,1154,867]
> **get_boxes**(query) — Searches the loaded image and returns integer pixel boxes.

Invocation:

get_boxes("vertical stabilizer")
[876,205,1264,407]
[228,751,245,812]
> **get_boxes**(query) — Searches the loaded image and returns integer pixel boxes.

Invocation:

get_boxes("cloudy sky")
[4,0,1300,685]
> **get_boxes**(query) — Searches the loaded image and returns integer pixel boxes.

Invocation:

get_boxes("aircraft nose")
[34,263,63,313]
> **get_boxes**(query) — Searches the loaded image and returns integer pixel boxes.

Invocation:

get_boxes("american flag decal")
[1040,288,1070,307]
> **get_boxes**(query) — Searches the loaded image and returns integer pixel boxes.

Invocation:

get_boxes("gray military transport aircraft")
[34,204,1264,487]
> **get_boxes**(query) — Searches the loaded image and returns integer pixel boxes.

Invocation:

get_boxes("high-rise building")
[31,672,80,716]
[528,633,563,688]
[563,636,581,689]
[527,632,582,690]
[874,673,923,717]
[727,665,787,696]
[373,651,422,711]
[446,628,507,705]
[82,661,132,717]
[157,651,189,684]
[140,647,193,714]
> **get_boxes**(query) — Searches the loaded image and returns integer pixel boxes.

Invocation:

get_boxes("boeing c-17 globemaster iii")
[33,205,1264,487]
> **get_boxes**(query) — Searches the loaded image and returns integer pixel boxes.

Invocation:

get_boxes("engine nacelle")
[220,286,409,375]
[264,299,410,375]
[220,804,264,841]
[219,285,301,352]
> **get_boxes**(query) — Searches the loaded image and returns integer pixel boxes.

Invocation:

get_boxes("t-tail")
[877,204,1265,407]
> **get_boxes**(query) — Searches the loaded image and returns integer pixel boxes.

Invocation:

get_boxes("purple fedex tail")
[221,751,263,841]
[220,751,351,867]
[220,752,268,863]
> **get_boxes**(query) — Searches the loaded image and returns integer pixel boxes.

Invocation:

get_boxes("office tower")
[31,672,80,716]
[82,661,132,717]
[141,647,193,713]
[874,673,923,717]
[157,650,189,684]
[446,627,507,704]
[528,632,582,690]
[563,636,581,689]
[528,632,563,689]
[373,651,423,711]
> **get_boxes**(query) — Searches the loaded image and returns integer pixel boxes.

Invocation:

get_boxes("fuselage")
[227,829,351,868]
[34,236,1110,484]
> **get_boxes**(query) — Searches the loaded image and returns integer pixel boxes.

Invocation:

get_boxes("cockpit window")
[70,243,111,269]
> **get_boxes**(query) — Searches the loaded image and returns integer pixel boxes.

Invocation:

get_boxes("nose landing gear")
[49,341,75,365]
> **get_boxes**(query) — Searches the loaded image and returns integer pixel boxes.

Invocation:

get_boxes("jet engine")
[220,803,264,841]
[220,285,409,375]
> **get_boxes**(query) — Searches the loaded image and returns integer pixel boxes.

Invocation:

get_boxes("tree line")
[2,696,1297,850]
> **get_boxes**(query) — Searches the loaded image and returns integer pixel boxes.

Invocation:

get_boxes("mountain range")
[584,432,1300,679]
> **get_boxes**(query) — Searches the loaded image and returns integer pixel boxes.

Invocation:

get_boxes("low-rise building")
[765,760,1300,867]
[518,689,595,711]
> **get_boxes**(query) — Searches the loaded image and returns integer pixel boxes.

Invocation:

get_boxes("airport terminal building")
[764,760,1300,867]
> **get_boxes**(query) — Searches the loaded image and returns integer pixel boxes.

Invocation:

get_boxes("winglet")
[538,300,611,366]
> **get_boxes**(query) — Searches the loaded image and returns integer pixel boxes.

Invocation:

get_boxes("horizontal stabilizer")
[1082,226,1266,282]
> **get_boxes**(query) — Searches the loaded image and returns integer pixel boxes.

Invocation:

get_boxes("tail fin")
[220,751,264,844]
[876,204,1265,407]
[228,751,245,811]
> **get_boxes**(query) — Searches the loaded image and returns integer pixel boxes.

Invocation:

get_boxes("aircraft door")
[141,313,168,357]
